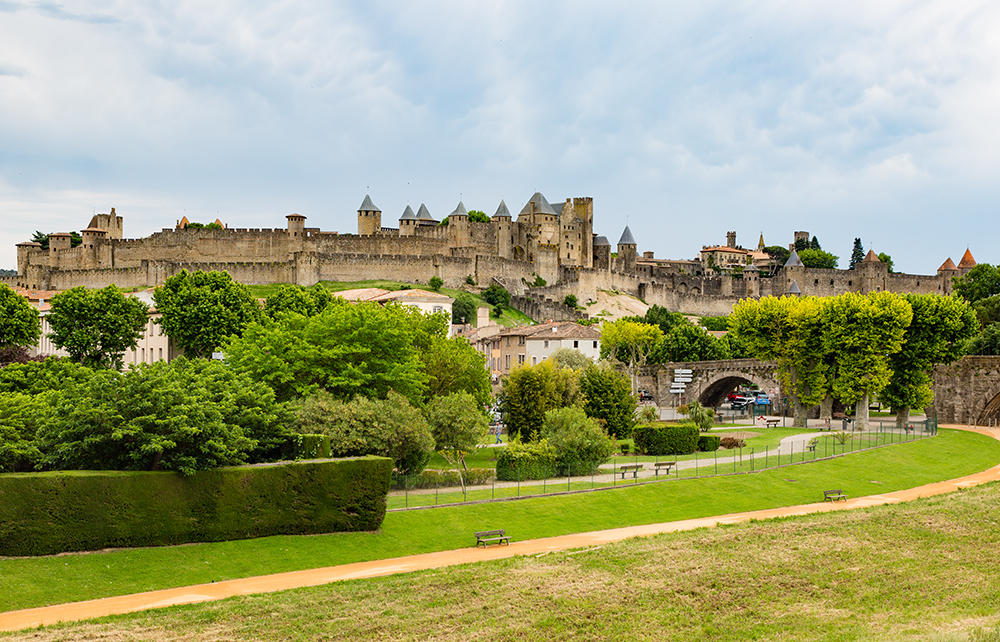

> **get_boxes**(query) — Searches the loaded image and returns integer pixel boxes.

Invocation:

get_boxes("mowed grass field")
[1,428,998,617]
[6,478,1000,640]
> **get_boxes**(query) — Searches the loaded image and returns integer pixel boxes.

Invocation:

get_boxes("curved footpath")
[2,425,999,633]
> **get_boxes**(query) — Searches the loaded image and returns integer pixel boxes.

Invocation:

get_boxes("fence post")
[435,474,438,505]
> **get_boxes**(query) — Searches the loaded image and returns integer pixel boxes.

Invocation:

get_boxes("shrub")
[541,406,615,475]
[483,284,511,308]
[579,363,636,439]
[429,276,444,291]
[698,435,721,452]
[532,275,547,287]
[719,436,746,449]
[283,434,332,460]
[495,439,558,480]
[0,457,392,556]
[564,294,578,308]
[633,423,699,456]
[465,275,477,286]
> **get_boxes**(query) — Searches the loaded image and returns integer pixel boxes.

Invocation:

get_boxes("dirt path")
[2,425,997,633]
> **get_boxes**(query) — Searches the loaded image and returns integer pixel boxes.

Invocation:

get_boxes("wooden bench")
[654,461,676,476]
[764,418,780,428]
[807,443,817,452]
[619,464,643,479]
[475,529,511,548]
[823,489,847,502]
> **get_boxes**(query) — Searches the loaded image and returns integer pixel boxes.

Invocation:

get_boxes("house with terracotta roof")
[481,321,601,378]
[333,287,455,336]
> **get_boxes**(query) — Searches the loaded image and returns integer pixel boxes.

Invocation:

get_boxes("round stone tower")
[357,194,381,236]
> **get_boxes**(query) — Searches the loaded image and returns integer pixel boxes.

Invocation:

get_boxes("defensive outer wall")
[641,356,1000,425]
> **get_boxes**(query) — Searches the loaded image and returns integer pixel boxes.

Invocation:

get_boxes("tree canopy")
[264,284,333,319]
[154,270,261,359]
[953,264,1000,304]
[47,285,149,369]
[850,238,865,269]
[797,249,839,269]
[0,284,40,350]
[599,319,663,393]
[579,363,635,439]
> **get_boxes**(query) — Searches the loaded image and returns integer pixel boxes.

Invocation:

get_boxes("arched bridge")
[640,355,1000,423]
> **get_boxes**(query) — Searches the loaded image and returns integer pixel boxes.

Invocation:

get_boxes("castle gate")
[642,359,782,409]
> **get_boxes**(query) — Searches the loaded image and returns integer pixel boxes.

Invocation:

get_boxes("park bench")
[654,461,676,476]
[764,418,780,428]
[823,489,847,502]
[807,443,817,452]
[619,464,643,479]
[475,529,511,548]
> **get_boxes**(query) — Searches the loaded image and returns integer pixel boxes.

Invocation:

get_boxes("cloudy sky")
[1,0,998,274]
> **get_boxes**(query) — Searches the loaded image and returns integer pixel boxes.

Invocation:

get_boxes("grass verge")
[0,428,996,613]
[15,479,1000,641]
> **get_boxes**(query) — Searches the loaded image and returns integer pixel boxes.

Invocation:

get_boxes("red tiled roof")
[958,249,977,269]
[938,258,957,272]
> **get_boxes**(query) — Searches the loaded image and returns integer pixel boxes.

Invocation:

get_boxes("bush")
[698,435,721,452]
[541,407,615,475]
[0,457,392,556]
[495,439,558,480]
[633,423,699,456]
[429,276,444,291]
[719,436,746,449]
[483,284,511,308]
[532,275,546,287]
[283,434,332,460]
[579,363,636,439]
[465,275,477,286]
[564,294,578,308]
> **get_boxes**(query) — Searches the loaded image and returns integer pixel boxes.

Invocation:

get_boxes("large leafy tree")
[425,392,489,493]
[540,406,615,475]
[499,360,566,440]
[48,285,149,369]
[599,319,663,393]
[822,292,913,430]
[451,292,478,325]
[797,249,839,269]
[0,284,40,349]
[579,363,636,439]
[972,295,1000,328]
[154,270,261,359]
[37,358,290,475]
[264,284,332,319]
[969,323,1000,356]
[648,323,730,363]
[224,300,433,404]
[0,391,52,472]
[880,295,977,429]
[730,296,831,427]
[422,335,492,407]
[953,264,1000,304]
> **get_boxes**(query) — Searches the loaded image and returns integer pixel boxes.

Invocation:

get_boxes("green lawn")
[0,428,996,614]
[26,479,1000,641]
[246,279,535,327]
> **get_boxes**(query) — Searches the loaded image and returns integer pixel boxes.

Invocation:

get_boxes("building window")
[593,341,598,348]
[518,355,525,365]
[574,340,579,348]
[433,305,443,313]
[544,340,549,348]
[159,348,163,361]
[532,356,537,365]
[505,355,510,369]
[518,337,525,345]
[506,337,510,347]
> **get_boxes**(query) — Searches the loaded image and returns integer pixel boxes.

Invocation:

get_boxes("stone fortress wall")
[2,194,963,319]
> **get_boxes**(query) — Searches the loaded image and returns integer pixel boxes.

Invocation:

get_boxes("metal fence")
[388,418,937,511]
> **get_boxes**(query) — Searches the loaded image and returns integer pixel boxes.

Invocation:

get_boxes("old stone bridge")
[639,356,1000,424]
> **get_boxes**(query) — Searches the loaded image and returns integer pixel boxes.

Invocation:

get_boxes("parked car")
[638,389,654,402]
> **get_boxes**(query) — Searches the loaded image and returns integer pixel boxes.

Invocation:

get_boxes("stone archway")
[698,372,777,407]
[977,389,1000,424]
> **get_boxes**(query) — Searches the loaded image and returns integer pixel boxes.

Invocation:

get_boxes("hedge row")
[0,457,392,556]
[390,467,495,490]
[633,424,700,456]
[698,435,721,452]
[495,441,558,481]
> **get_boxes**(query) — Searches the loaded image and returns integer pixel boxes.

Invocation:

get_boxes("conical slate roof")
[863,249,881,263]
[399,205,417,221]
[938,257,957,271]
[519,192,558,216]
[786,280,802,295]
[358,194,380,212]
[416,204,434,221]
[958,249,977,269]
[618,226,636,246]
[593,235,611,247]
[493,200,511,218]
[784,250,804,267]
[449,201,468,217]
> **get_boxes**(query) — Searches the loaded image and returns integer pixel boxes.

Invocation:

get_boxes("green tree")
[764,246,790,268]
[37,358,290,475]
[293,390,434,475]
[968,323,1000,356]
[154,270,261,359]
[264,285,332,319]
[549,347,592,370]
[223,300,432,404]
[679,400,715,432]
[467,210,490,223]
[541,406,615,475]
[599,319,663,393]
[429,276,444,291]
[425,392,489,493]
[579,363,636,439]
[823,292,913,430]
[0,284,40,349]
[794,238,809,252]
[731,296,831,427]
[880,295,977,429]
[973,295,1000,328]
[649,323,729,363]
[797,249,839,269]
[953,264,1000,304]
[638,305,688,334]
[483,284,511,308]
[563,293,578,308]
[0,357,94,395]
[421,335,492,407]
[47,286,149,369]
[810,236,821,250]
[499,361,564,440]
[877,252,895,273]
[699,316,730,331]
[849,238,865,269]
[0,391,51,472]
[452,292,478,325]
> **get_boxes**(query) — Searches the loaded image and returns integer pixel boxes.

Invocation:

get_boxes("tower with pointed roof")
[447,200,470,246]
[398,205,418,236]
[617,225,637,272]
[493,200,512,258]
[357,194,382,236]
[957,249,977,276]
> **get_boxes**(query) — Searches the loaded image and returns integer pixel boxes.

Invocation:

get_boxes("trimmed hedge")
[390,467,495,490]
[0,457,392,556]
[495,441,558,481]
[633,424,700,456]
[698,435,721,452]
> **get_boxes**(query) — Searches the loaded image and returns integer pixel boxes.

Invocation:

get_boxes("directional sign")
[674,377,693,383]
[674,369,693,374]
